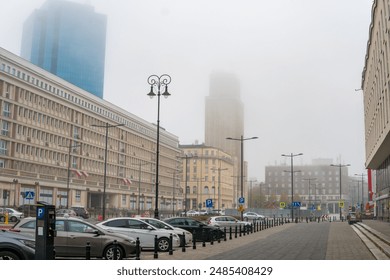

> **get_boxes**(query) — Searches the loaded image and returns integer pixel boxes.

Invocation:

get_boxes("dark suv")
[70,206,89,219]
[0,229,35,260]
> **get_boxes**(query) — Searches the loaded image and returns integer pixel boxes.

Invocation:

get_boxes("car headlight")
[19,239,35,249]
[125,239,136,246]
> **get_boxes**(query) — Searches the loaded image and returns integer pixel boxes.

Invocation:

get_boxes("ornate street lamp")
[147,74,171,219]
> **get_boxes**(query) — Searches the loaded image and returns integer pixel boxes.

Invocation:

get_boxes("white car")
[243,212,265,221]
[95,217,180,252]
[139,217,193,246]
[181,210,199,216]
[0,208,24,222]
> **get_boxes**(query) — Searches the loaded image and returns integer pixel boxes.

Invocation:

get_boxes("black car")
[70,206,89,219]
[163,217,224,242]
[0,229,35,260]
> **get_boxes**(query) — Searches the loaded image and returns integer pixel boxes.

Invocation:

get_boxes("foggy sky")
[0,0,373,181]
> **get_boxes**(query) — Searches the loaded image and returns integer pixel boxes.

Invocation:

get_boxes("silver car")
[139,217,193,246]
[207,215,252,231]
[10,217,136,259]
[96,217,181,252]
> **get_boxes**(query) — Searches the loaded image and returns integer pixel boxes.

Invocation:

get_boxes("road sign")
[238,205,244,212]
[238,197,245,204]
[206,199,213,208]
[25,191,35,200]
[292,201,301,207]
[280,202,286,208]
[339,201,345,208]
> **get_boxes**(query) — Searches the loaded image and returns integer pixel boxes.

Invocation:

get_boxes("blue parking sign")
[206,199,213,208]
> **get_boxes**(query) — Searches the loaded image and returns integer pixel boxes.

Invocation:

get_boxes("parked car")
[56,208,77,217]
[163,217,224,242]
[0,208,24,222]
[70,206,89,219]
[181,210,199,216]
[10,217,136,259]
[139,217,193,246]
[207,215,252,231]
[96,217,181,252]
[17,204,37,217]
[243,212,265,221]
[0,229,35,260]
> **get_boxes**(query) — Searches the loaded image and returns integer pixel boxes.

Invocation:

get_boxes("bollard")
[223,228,226,242]
[243,225,246,236]
[135,238,141,260]
[239,225,242,237]
[229,227,232,240]
[234,226,237,238]
[86,241,91,260]
[154,235,158,259]
[192,230,197,250]
[113,240,118,260]
[251,223,253,233]
[202,229,206,247]
[169,234,174,255]
[181,232,186,252]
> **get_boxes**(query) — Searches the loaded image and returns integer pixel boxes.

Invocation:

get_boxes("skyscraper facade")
[205,71,244,158]
[21,0,107,98]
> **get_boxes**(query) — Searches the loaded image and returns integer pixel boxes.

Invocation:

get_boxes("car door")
[127,219,157,248]
[62,220,103,257]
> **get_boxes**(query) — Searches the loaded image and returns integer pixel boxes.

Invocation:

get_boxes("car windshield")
[143,219,171,229]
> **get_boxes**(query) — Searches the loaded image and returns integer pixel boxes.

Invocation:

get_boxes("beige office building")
[179,144,235,211]
[0,47,182,216]
[361,0,390,220]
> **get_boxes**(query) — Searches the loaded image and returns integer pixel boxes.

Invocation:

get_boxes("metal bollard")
[192,230,197,249]
[223,228,226,242]
[86,241,91,260]
[243,225,246,236]
[113,240,118,260]
[239,225,242,237]
[181,232,186,252]
[135,238,141,260]
[234,226,237,238]
[169,234,174,255]
[154,235,158,259]
[229,227,232,240]
[202,229,206,247]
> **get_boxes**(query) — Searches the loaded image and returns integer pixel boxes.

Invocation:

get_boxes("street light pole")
[147,74,171,219]
[247,179,257,208]
[282,153,303,221]
[303,177,316,214]
[60,141,81,209]
[12,179,18,207]
[92,123,124,220]
[226,135,258,220]
[355,173,366,212]
[331,163,350,220]
[211,167,228,211]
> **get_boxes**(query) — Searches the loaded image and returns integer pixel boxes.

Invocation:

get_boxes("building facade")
[265,159,351,216]
[361,0,390,221]
[21,0,107,98]
[179,144,235,211]
[0,47,182,217]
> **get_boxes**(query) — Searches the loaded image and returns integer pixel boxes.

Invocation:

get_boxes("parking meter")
[35,201,56,260]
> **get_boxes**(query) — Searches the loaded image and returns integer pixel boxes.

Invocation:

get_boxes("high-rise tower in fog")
[21,0,107,98]
[205,71,244,159]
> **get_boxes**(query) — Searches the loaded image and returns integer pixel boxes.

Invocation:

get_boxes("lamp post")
[330,163,350,220]
[92,122,125,220]
[303,177,316,214]
[179,153,195,216]
[355,173,366,212]
[12,179,18,207]
[226,135,258,220]
[247,179,257,208]
[211,167,228,211]
[282,153,303,221]
[60,141,81,209]
[147,74,171,219]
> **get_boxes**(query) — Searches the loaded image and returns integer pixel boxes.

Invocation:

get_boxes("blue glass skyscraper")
[21,0,107,98]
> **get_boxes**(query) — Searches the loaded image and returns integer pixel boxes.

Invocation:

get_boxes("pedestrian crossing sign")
[339,201,344,208]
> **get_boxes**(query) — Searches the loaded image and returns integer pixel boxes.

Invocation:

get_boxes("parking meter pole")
[35,202,56,260]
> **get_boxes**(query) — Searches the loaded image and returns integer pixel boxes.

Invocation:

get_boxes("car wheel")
[157,237,170,252]
[10,216,17,222]
[104,244,124,260]
[0,251,21,260]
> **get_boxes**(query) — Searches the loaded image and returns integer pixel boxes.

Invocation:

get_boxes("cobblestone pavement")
[141,220,389,260]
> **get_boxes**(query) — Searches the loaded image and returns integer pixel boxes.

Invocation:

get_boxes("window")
[75,190,81,202]
[0,140,7,155]
[1,121,9,136]
[2,102,11,118]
